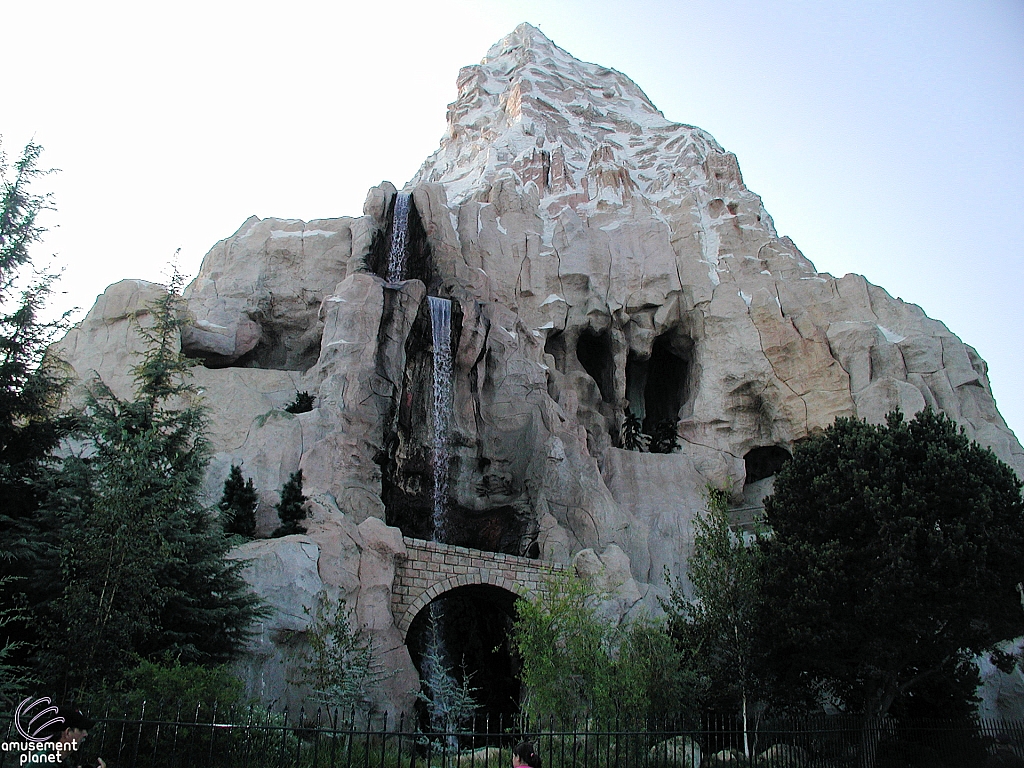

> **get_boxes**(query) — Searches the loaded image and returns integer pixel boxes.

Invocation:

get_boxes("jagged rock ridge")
[56,23,1024,718]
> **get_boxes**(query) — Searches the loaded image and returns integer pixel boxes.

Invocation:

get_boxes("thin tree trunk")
[860,684,896,768]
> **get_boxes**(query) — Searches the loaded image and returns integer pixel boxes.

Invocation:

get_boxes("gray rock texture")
[54,23,1023,715]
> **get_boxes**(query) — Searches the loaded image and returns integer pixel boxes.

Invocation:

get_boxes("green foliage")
[0,576,30,707]
[273,469,308,537]
[107,657,247,714]
[284,391,315,414]
[0,140,73,679]
[662,486,764,754]
[38,272,263,695]
[648,419,680,454]
[513,568,695,725]
[759,408,1024,721]
[291,591,387,713]
[619,411,648,452]
[219,464,258,537]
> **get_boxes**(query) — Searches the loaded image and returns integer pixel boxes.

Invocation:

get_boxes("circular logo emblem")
[14,697,64,742]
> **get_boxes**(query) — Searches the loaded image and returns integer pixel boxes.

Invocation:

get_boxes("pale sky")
[6,0,1023,442]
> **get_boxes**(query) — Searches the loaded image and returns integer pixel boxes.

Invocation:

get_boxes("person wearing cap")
[39,705,106,768]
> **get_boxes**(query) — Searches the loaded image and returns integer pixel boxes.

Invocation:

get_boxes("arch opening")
[406,584,520,727]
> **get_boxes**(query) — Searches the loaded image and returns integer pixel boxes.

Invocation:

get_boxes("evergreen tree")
[39,271,263,694]
[219,464,258,537]
[272,469,308,537]
[292,591,388,713]
[0,139,72,692]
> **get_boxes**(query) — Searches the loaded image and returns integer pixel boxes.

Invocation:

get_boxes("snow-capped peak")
[410,23,766,226]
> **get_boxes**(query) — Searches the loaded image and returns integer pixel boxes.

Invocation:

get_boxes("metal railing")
[3,707,1022,767]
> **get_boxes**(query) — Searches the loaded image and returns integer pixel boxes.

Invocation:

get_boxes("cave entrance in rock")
[625,333,691,433]
[406,584,520,727]
[744,445,791,485]
[575,329,615,403]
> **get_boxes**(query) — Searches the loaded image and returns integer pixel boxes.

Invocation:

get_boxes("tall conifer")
[40,270,263,694]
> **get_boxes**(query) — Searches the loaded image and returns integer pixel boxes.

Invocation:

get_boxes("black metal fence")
[2,706,1023,768]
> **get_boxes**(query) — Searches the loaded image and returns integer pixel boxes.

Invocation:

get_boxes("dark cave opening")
[575,329,615,403]
[743,445,792,485]
[406,585,521,727]
[625,333,691,433]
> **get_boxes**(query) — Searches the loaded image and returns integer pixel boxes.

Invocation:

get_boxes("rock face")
[55,23,1024,716]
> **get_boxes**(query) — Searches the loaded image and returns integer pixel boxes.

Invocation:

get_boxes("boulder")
[648,736,701,768]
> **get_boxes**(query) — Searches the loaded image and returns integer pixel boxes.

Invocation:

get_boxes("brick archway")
[392,537,563,639]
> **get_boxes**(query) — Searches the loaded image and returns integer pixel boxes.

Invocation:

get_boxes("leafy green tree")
[759,408,1024,764]
[662,486,765,757]
[272,469,308,537]
[39,272,263,694]
[513,568,693,725]
[219,464,258,537]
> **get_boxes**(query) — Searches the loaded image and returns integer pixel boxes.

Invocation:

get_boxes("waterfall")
[386,192,412,282]
[429,296,453,543]
[423,295,469,744]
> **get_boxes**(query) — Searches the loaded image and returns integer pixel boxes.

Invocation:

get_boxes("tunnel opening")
[744,445,791,485]
[575,329,615,403]
[625,332,692,433]
[406,584,520,730]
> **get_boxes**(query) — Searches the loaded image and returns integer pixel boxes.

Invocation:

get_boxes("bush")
[284,391,315,414]
[105,658,247,715]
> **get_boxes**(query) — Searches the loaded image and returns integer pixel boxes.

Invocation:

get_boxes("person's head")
[512,740,541,768]
[41,704,95,747]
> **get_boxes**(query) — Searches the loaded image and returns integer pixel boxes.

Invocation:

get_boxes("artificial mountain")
[56,24,1024,718]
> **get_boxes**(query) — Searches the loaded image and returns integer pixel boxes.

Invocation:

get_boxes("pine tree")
[219,464,258,537]
[273,469,308,537]
[0,139,72,694]
[39,270,263,694]
[292,591,387,713]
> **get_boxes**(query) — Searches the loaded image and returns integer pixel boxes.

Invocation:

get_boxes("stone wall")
[392,537,564,638]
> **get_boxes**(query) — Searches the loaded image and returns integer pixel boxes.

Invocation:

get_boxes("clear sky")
[6,0,1023,442]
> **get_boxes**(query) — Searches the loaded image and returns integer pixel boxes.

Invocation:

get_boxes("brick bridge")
[391,537,564,639]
